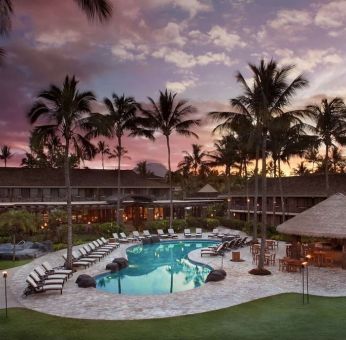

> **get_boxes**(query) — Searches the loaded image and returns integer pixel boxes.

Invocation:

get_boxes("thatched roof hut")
[276,193,346,239]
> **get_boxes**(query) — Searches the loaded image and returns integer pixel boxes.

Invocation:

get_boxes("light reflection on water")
[95,240,218,295]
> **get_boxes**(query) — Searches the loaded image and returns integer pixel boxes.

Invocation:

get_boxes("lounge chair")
[101,236,119,248]
[195,228,203,238]
[184,228,192,238]
[157,229,169,238]
[133,231,145,241]
[143,230,151,238]
[96,239,116,250]
[87,243,108,256]
[168,228,178,238]
[92,241,112,254]
[201,243,227,257]
[34,266,68,282]
[29,271,65,286]
[62,254,90,269]
[72,250,97,265]
[79,247,103,261]
[121,232,136,242]
[112,233,128,243]
[208,228,219,238]
[25,276,63,295]
[41,261,73,278]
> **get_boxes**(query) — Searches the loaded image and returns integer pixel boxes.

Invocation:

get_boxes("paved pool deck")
[2,230,346,320]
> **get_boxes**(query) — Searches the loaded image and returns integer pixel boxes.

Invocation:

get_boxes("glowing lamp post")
[301,261,309,305]
[2,271,8,317]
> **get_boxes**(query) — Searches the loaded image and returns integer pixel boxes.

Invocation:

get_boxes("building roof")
[276,193,346,239]
[219,174,346,198]
[0,167,169,188]
[198,184,218,193]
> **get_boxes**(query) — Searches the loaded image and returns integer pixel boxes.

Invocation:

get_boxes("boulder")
[205,269,227,283]
[106,262,120,272]
[112,257,128,269]
[150,236,160,243]
[75,274,96,288]
[142,238,151,245]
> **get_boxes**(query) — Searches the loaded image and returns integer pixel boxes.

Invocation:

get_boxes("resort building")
[0,168,221,224]
[222,174,346,225]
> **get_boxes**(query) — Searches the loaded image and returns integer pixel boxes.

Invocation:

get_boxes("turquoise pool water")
[95,240,218,296]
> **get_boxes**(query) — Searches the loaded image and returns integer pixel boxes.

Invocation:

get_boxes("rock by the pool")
[106,262,120,272]
[142,238,151,245]
[112,257,128,269]
[75,274,96,288]
[205,269,227,283]
[150,236,160,243]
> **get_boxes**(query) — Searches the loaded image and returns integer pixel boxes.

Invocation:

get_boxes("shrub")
[206,218,219,230]
[172,219,187,232]
[186,217,205,229]
[96,223,122,237]
[144,220,169,232]
[53,243,67,251]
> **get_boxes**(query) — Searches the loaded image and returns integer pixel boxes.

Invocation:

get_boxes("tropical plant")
[97,141,110,169]
[0,144,13,167]
[0,0,12,64]
[135,161,154,177]
[102,94,150,225]
[178,144,209,176]
[304,146,321,173]
[0,210,37,261]
[330,146,346,173]
[306,98,346,194]
[27,75,99,269]
[137,89,200,227]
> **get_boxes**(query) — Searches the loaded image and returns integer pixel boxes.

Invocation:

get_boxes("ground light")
[2,270,8,318]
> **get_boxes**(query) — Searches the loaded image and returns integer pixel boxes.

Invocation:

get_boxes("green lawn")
[1,294,346,340]
[0,259,32,270]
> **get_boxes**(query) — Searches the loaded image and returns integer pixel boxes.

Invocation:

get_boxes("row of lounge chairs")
[62,238,119,269]
[201,237,249,257]
[24,261,73,296]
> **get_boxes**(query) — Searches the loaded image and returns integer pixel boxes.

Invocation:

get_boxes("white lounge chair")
[201,243,227,257]
[133,231,145,241]
[25,276,63,295]
[62,254,90,269]
[143,230,151,238]
[184,229,192,238]
[29,271,65,286]
[113,233,129,243]
[208,228,219,238]
[195,228,203,238]
[120,232,135,242]
[168,228,178,238]
[79,247,103,261]
[157,229,169,238]
[72,250,97,264]
[34,266,68,282]
[41,261,73,278]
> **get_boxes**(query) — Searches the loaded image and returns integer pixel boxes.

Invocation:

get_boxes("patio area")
[2,230,346,320]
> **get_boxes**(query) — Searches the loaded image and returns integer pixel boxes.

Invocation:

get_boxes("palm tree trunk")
[244,161,250,222]
[226,165,231,219]
[116,137,122,226]
[258,132,267,271]
[101,152,104,170]
[12,233,16,261]
[166,135,173,227]
[253,145,259,241]
[278,159,286,222]
[325,144,329,196]
[4,158,7,167]
[64,139,73,270]
[273,159,277,225]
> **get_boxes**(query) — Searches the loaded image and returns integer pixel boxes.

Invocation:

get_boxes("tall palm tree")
[178,144,208,176]
[138,89,200,227]
[0,144,13,167]
[330,146,345,173]
[293,162,310,176]
[103,94,150,226]
[208,135,238,219]
[307,98,346,195]
[97,141,110,169]
[304,145,321,173]
[0,0,112,64]
[28,75,99,269]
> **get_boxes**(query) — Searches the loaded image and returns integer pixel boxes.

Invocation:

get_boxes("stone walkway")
[2,231,346,320]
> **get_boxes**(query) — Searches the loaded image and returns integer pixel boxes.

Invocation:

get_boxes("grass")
[1,294,346,340]
[0,259,32,270]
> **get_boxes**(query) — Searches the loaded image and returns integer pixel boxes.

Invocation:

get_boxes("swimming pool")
[95,240,218,296]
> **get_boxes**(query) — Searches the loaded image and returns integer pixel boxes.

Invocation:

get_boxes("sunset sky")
[1,0,346,171]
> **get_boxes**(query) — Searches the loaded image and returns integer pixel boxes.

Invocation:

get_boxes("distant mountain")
[146,163,167,178]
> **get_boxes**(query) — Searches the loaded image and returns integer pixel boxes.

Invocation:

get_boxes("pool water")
[95,240,218,296]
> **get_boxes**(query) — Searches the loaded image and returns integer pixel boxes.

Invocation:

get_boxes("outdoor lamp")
[2,271,8,318]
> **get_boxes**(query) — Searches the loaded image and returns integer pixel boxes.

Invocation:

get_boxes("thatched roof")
[198,184,218,193]
[276,193,346,239]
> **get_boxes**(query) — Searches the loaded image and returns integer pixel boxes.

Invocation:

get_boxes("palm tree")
[304,146,321,173]
[97,141,110,169]
[28,75,99,269]
[0,210,36,261]
[293,162,310,176]
[102,94,149,226]
[138,89,200,227]
[0,0,112,64]
[135,161,154,178]
[0,145,13,167]
[330,146,346,173]
[306,98,346,195]
[208,135,238,219]
[178,144,208,176]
